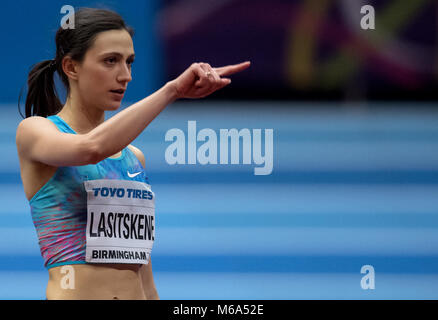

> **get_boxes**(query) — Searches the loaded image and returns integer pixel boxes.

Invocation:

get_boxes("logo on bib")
[127,170,142,178]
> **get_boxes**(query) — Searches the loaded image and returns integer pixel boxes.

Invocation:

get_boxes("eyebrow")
[100,52,135,59]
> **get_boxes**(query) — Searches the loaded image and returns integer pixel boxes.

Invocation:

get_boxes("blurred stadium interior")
[1,0,437,299]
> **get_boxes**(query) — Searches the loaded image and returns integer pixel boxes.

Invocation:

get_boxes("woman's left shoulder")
[127,144,146,168]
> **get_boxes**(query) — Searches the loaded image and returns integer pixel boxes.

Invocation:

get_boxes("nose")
[117,63,132,83]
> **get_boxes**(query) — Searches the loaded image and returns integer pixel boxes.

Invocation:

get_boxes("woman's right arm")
[16,61,250,167]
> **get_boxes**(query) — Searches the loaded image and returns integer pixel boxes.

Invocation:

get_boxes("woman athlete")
[15,8,250,300]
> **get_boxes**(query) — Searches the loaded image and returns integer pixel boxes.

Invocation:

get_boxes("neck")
[57,94,105,134]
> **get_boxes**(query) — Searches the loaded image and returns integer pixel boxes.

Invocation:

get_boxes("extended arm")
[16,61,250,167]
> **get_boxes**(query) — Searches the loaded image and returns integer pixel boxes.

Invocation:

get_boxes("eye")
[105,57,117,64]
[127,59,134,66]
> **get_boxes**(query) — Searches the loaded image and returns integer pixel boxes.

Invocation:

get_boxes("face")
[74,29,135,111]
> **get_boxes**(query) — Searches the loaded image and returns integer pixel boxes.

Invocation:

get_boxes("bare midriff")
[46,263,146,300]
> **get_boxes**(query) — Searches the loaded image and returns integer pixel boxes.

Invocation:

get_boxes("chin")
[107,101,123,110]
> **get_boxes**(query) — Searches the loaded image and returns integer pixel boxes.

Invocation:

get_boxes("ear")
[61,55,80,81]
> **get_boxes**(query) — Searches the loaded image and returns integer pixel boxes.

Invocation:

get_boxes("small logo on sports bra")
[127,171,142,178]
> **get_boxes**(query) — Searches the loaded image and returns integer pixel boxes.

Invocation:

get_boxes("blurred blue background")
[1,0,438,299]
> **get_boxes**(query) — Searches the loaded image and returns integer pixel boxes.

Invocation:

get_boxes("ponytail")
[18,59,63,119]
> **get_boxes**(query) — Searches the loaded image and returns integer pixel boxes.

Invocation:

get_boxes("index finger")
[214,61,251,77]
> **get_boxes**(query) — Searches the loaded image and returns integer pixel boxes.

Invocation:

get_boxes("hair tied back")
[49,59,57,69]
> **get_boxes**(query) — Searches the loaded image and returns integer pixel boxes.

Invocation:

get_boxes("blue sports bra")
[29,115,154,269]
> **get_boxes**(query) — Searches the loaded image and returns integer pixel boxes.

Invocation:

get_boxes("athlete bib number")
[84,179,155,265]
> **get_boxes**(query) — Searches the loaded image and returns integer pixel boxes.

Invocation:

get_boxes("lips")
[109,88,125,101]
[110,88,125,94]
